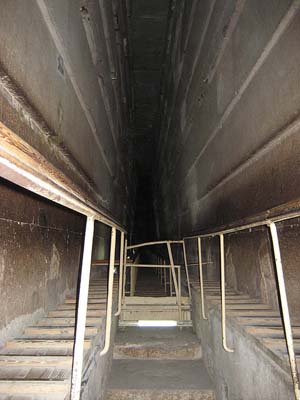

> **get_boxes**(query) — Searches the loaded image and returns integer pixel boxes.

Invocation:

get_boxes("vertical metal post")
[220,234,234,353]
[164,262,167,293]
[167,242,182,320]
[182,241,192,297]
[115,231,124,316]
[122,239,127,299]
[169,267,173,296]
[178,267,182,318]
[197,237,207,320]
[269,223,300,399]
[100,227,116,356]
[71,216,95,400]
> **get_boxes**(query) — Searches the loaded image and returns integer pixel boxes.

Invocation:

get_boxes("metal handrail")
[115,232,125,317]
[183,214,300,399]
[100,227,116,356]
[0,122,127,400]
[127,240,191,302]
[124,240,184,320]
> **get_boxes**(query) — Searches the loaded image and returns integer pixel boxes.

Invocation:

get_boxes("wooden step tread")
[0,380,70,394]
[0,365,70,381]
[24,327,98,336]
[5,339,91,350]
[48,310,105,317]
[36,317,102,327]
[0,356,72,368]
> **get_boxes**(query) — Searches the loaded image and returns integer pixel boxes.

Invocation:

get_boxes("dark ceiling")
[128,0,171,241]
[128,0,170,176]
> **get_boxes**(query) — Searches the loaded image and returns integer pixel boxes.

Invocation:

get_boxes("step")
[56,303,107,310]
[0,355,72,368]
[0,380,70,399]
[48,310,105,317]
[105,389,215,399]
[106,359,215,399]
[24,326,98,337]
[36,317,102,327]
[114,328,202,360]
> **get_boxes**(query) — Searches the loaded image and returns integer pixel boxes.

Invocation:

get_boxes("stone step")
[114,327,202,360]
[105,389,215,399]
[106,359,215,399]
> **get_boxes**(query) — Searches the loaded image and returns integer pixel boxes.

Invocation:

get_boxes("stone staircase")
[121,296,192,322]
[0,279,114,400]
[105,327,215,399]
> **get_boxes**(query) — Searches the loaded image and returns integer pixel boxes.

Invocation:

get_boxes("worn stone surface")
[106,389,215,400]
[114,327,202,360]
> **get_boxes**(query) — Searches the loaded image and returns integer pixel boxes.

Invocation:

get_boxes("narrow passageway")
[1,0,300,399]
[134,268,166,297]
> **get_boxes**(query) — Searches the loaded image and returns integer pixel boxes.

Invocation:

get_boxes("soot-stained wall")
[156,0,300,238]
[0,0,132,225]
[0,179,85,344]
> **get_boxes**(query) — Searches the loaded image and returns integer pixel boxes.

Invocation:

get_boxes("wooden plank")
[48,310,105,317]
[0,380,69,394]
[5,339,91,350]
[56,304,106,311]
[226,310,280,317]
[35,317,102,327]
[0,366,69,381]
[209,303,271,310]
[64,298,106,304]
[245,326,300,338]
[0,356,72,368]
[24,327,97,336]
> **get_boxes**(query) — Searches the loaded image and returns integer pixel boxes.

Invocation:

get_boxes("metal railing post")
[167,242,182,320]
[71,216,95,400]
[220,234,234,353]
[182,241,192,297]
[122,238,127,299]
[115,231,124,317]
[169,267,173,296]
[269,222,300,399]
[100,226,116,356]
[197,237,208,320]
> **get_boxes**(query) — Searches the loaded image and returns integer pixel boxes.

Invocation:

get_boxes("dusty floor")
[107,359,213,390]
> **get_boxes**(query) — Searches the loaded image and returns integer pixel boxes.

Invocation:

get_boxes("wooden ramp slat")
[0,380,70,393]
[6,339,90,350]
[24,327,98,336]
[0,356,72,368]
[48,310,105,317]
[0,279,109,399]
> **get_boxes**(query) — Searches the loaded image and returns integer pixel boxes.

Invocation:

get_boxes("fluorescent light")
[137,320,177,327]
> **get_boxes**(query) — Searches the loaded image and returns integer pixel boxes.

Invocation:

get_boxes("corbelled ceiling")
[128,0,170,175]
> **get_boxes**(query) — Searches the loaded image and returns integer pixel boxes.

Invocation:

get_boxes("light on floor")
[137,320,177,327]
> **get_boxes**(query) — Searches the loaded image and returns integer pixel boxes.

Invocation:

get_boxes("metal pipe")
[169,267,173,296]
[184,210,300,241]
[115,231,125,316]
[269,223,300,399]
[100,227,116,356]
[71,216,95,400]
[127,240,183,250]
[125,263,180,269]
[122,239,127,299]
[220,234,234,353]
[167,242,182,320]
[197,237,207,320]
[164,263,167,293]
[182,241,192,297]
